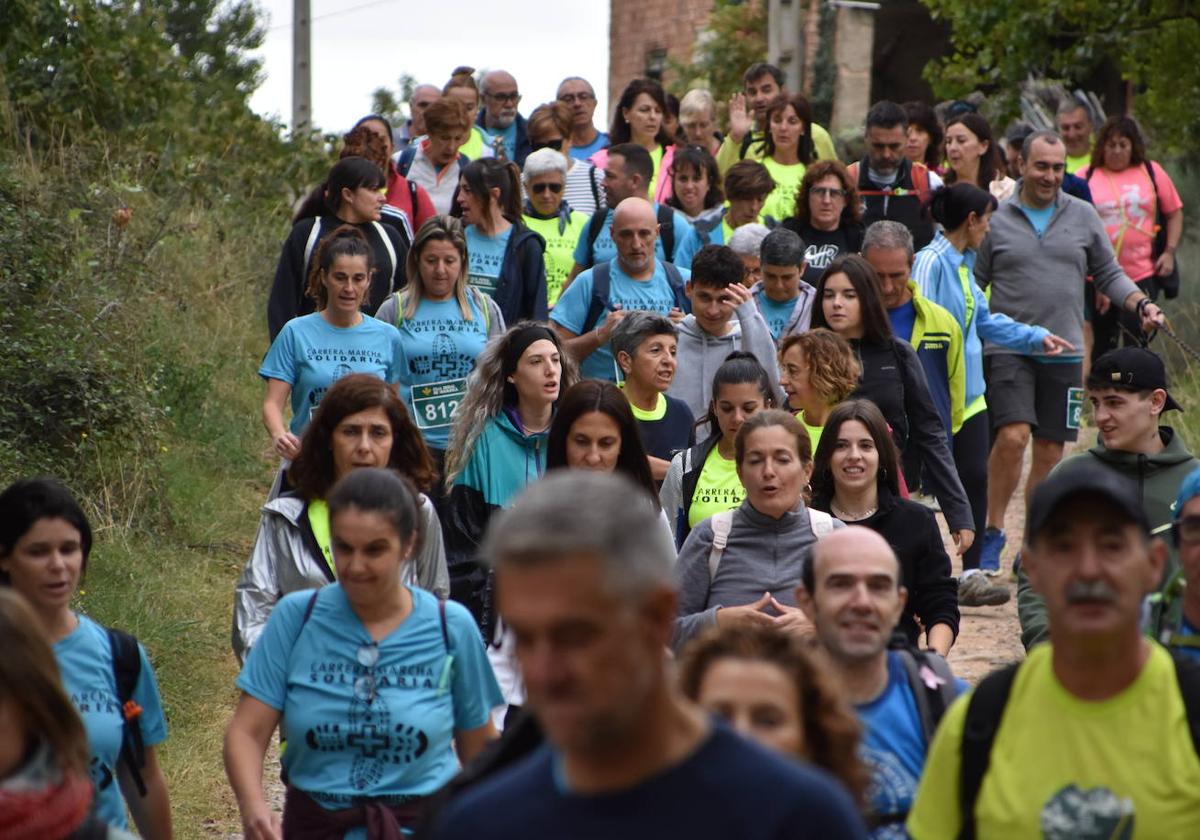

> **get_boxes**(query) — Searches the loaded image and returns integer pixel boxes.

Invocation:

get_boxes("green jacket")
[1017,427,1199,650]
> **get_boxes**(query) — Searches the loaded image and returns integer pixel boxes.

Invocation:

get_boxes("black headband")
[503,326,558,376]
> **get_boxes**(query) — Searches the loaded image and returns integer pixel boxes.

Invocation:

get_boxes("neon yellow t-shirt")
[761,156,806,222]
[687,446,745,528]
[908,643,1200,839]
[628,391,668,422]
[796,411,824,454]
[523,212,589,305]
[458,126,488,161]
[647,144,665,200]
[1066,151,1091,174]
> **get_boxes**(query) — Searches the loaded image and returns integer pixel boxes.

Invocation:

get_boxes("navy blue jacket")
[491,224,548,325]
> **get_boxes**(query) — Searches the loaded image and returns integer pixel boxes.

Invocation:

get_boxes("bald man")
[551,197,691,381]
[396,83,441,150]
[798,526,964,832]
[478,69,530,164]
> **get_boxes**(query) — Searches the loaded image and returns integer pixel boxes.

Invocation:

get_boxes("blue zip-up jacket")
[911,231,1049,407]
[487,224,549,326]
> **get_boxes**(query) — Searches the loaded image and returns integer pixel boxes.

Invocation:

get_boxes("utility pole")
[292,0,311,134]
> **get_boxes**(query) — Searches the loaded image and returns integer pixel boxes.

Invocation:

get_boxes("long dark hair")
[810,254,893,345]
[810,399,901,509]
[1091,115,1148,172]
[903,101,944,170]
[609,78,674,147]
[667,145,725,212]
[457,157,524,223]
[944,113,1003,190]
[762,93,815,165]
[703,351,778,438]
[289,374,436,499]
[546,380,659,509]
[0,477,93,584]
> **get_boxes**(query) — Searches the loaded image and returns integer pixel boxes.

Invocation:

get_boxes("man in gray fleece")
[974,129,1165,573]
[668,244,782,422]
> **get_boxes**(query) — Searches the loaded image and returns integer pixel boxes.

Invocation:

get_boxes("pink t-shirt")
[1083,160,1183,281]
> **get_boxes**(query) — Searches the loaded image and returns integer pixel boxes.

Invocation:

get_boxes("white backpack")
[707,507,835,580]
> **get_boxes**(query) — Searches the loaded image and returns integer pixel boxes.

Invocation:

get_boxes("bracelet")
[1136,298,1152,316]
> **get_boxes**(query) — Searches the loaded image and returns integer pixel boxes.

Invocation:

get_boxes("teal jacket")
[1017,427,1199,649]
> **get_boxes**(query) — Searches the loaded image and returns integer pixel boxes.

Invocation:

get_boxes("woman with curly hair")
[778,328,861,451]
[233,373,448,660]
[677,623,868,808]
[782,160,865,287]
[442,324,579,630]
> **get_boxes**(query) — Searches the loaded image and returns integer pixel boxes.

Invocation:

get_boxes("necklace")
[831,501,877,521]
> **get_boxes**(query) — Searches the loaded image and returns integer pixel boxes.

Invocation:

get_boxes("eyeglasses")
[531,182,564,195]
[811,187,848,199]
[353,641,380,705]
[487,91,521,104]
[533,138,564,152]
[1179,516,1200,544]
[558,92,594,104]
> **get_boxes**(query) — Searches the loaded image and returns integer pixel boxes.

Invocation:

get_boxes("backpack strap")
[1170,649,1200,759]
[301,588,320,627]
[738,132,756,160]
[657,203,675,263]
[585,210,607,266]
[589,165,602,212]
[106,627,147,797]
[371,220,399,286]
[895,647,958,743]
[957,662,1020,840]
[581,260,613,335]
[408,179,420,218]
[395,147,417,177]
[707,510,735,581]
[807,508,835,537]
[662,261,689,313]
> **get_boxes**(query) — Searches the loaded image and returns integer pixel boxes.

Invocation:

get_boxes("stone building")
[607,0,712,115]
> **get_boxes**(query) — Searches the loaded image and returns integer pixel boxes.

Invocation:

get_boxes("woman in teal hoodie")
[442,324,579,634]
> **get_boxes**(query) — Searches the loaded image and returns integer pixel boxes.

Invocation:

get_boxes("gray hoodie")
[673,499,844,651]
[667,299,783,421]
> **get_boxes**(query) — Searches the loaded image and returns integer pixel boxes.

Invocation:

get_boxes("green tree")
[921,0,1200,155]
[667,0,768,126]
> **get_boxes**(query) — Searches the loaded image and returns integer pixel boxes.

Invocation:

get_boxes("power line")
[267,0,400,32]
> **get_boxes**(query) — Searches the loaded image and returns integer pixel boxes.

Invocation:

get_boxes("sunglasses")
[353,641,380,704]
[531,183,564,195]
[533,139,564,152]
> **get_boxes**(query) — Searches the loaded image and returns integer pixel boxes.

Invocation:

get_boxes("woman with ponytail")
[260,225,403,466]
[456,158,549,324]
[912,183,1072,601]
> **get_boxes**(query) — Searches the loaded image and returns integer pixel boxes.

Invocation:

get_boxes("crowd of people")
[3,56,1197,840]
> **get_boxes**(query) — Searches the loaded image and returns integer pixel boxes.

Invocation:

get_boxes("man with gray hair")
[752,227,816,342]
[395,83,441,150]
[557,76,608,161]
[975,129,1165,576]
[431,471,867,840]
[611,311,695,480]
[1056,98,1095,174]
[727,222,771,286]
[478,69,531,165]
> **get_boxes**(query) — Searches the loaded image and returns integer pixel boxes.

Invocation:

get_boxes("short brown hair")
[793,160,861,226]
[724,159,774,200]
[779,329,861,405]
[289,374,436,498]
[677,623,868,806]
[734,408,813,468]
[424,98,472,136]
[528,101,572,141]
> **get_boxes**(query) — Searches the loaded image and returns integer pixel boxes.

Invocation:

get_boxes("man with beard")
[429,472,866,840]
[477,69,531,165]
[846,101,943,250]
[908,462,1200,838]
[797,527,964,837]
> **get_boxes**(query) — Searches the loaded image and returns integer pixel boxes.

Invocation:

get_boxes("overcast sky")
[249,0,611,133]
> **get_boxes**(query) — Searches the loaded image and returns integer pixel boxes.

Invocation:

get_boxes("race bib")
[1066,387,1085,430]
[412,378,467,430]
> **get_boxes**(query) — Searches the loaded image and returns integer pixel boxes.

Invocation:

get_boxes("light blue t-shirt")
[888,300,918,343]
[550,259,690,381]
[855,651,961,839]
[1172,616,1200,662]
[237,585,502,827]
[465,225,513,300]
[396,296,491,450]
[1019,202,1055,238]
[754,291,797,341]
[56,614,168,830]
[571,131,609,161]
[571,205,701,271]
[480,121,518,161]
[259,313,402,435]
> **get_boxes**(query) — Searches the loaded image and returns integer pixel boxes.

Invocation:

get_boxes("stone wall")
[608,0,713,117]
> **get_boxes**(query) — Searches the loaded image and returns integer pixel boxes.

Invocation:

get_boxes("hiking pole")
[1159,319,1200,365]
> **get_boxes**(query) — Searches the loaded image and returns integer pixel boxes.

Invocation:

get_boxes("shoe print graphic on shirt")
[1041,784,1134,839]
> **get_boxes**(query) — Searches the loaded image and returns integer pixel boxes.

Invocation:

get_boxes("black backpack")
[891,643,959,744]
[579,258,690,336]
[955,650,1200,840]
[583,203,676,267]
[106,627,148,796]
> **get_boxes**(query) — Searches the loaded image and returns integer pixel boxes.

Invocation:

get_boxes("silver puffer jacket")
[231,492,450,660]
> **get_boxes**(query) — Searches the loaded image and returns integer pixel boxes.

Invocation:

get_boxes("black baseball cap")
[1026,461,1150,544]
[1087,347,1182,412]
